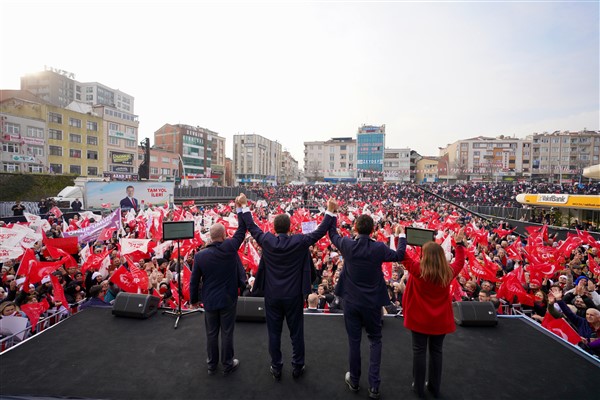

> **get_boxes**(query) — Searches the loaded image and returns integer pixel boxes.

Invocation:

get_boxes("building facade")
[1,91,49,173]
[415,156,440,183]
[137,146,180,181]
[0,90,105,177]
[20,68,77,108]
[528,130,600,183]
[383,148,411,182]
[211,134,226,186]
[357,124,385,182]
[303,140,325,182]
[280,150,300,184]
[233,134,281,185]
[154,124,220,183]
[440,135,530,182]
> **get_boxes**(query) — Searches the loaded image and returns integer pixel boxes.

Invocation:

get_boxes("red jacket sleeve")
[402,252,421,276]
[451,245,466,278]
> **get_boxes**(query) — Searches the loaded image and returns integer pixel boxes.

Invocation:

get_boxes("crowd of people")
[1,182,599,364]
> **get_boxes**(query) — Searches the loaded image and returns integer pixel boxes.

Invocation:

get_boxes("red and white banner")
[120,239,151,256]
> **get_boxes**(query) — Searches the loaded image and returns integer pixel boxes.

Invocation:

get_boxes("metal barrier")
[0,300,85,353]
[0,202,40,218]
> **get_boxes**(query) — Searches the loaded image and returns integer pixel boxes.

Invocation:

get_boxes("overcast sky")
[1,0,598,166]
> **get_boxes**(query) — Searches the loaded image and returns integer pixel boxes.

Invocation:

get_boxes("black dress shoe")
[345,372,360,392]
[411,382,425,398]
[208,368,217,376]
[368,387,381,399]
[270,366,282,381]
[292,365,305,379]
[426,382,439,398]
[223,359,239,376]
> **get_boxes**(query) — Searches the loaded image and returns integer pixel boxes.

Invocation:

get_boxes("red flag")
[20,299,50,331]
[541,313,581,345]
[28,259,65,284]
[129,263,149,293]
[506,240,523,261]
[182,200,195,207]
[382,262,392,280]
[81,250,110,276]
[493,227,514,239]
[169,281,181,306]
[98,227,117,242]
[588,256,600,276]
[109,266,138,293]
[181,266,191,301]
[50,274,69,309]
[466,251,499,282]
[49,206,63,218]
[43,237,79,255]
[496,272,535,306]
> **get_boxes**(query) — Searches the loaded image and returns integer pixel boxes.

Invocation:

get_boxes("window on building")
[87,166,98,176]
[86,95,93,101]
[70,165,81,175]
[161,168,171,175]
[49,146,62,156]
[30,146,44,156]
[86,121,98,131]
[125,139,136,148]
[87,136,98,146]
[50,163,62,173]
[26,126,44,138]
[2,143,20,153]
[70,149,82,158]
[3,163,19,172]
[150,168,159,175]
[69,134,81,143]
[28,165,44,173]
[329,154,335,161]
[87,150,98,160]
[4,122,20,134]
[49,129,62,140]
[69,118,82,128]
[48,112,62,123]
[109,137,119,145]
[162,157,170,163]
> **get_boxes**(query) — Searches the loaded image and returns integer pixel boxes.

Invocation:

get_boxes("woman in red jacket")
[402,228,467,399]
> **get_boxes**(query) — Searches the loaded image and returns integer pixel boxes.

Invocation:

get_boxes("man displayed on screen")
[119,185,138,212]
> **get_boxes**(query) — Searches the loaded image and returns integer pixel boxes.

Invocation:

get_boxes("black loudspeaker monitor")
[236,297,266,322]
[452,301,498,327]
[112,293,159,319]
[406,227,436,247]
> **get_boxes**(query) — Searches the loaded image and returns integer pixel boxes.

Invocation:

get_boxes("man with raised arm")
[237,192,337,381]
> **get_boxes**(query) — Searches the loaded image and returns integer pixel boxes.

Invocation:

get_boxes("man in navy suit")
[119,185,139,212]
[190,213,248,376]
[328,199,407,399]
[237,193,337,380]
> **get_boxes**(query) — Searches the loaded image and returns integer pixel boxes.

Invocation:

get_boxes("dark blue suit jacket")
[120,197,138,212]
[190,213,247,311]
[329,219,407,308]
[241,212,334,299]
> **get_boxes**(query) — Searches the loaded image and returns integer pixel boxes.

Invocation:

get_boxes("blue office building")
[357,124,385,181]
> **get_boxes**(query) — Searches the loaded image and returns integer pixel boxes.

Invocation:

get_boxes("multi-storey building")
[86,104,139,180]
[154,124,218,182]
[303,137,357,183]
[21,68,135,114]
[440,135,530,182]
[280,150,300,184]
[233,134,281,185]
[211,134,226,186]
[0,90,105,176]
[528,130,600,183]
[303,140,325,182]
[415,156,440,183]
[357,124,385,182]
[409,150,422,183]
[137,146,180,181]
[383,148,411,182]
[1,90,49,173]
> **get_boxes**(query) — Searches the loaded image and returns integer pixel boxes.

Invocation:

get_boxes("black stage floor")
[1,308,598,400]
